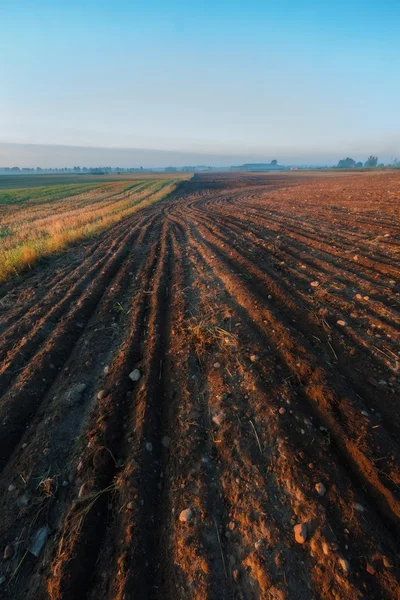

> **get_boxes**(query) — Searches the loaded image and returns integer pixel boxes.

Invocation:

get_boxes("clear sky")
[1,0,399,166]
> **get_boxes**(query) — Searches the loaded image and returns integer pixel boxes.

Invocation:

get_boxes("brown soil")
[0,171,399,600]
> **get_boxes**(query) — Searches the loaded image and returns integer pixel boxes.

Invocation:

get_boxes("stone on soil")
[338,556,351,574]
[294,523,307,544]
[28,526,49,557]
[315,482,326,496]
[179,508,194,524]
[212,413,224,426]
[129,369,141,382]
[3,544,14,560]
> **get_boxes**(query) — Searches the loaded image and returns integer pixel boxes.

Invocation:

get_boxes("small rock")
[8,484,15,492]
[366,563,376,575]
[228,521,235,530]
[97,390,107,400]
[179,508,194,524]
[213,362,221,369]
[3,544,14,560]
[355,294,362,300]
[126,501,135,510]
[278,407,286,415]
[315,482,326,496]
[311,281,319,287]
[337,320,346,327]
[363,296,369,301]
[294,523,307,544]
[161,436,170,448]
[250,354,259,363]
[338,557,351,574]
[145,442,153,452]
[212,413,224,426]
[104,365,110,374]
[28,527,49,557]
[361,410,369,417]
[382,556,393,568]
[128,369,141,382]
[354,503,365,513]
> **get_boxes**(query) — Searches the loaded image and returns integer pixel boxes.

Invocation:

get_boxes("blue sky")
[1,1,399,166]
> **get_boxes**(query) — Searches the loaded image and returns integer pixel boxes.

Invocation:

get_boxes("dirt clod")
[294,523,307,544]
[315,482,326,496]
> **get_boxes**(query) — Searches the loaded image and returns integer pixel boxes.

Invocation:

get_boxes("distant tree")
[356,162,363,168]
[337,157,356,168]
[364,155,378,167]
[271,159,278,166]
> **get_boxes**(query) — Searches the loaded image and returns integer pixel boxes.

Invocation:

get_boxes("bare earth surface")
[0,171,399,600]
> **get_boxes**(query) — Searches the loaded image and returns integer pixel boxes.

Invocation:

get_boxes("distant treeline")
[336,156,399,168]
[0,165,206,174]
[0,166,149,174]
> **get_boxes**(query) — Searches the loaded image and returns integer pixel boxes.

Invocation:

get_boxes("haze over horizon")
[2,1,399,167]
[0,141,399,169]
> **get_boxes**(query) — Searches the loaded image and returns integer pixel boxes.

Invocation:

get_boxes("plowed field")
[0,171,399,600]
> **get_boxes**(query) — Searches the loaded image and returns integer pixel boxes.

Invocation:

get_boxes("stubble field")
[0,170,399,600]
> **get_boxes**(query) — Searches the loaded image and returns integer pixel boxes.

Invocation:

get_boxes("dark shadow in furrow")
[172,221,348,599]
[0,213,146,361]
[0,212,150,345]
[182,217,400,536]
[200,206,399,307]
[0,228,163,600]
[208,209,400,317]
[41,223,163,600]
[242,205,400,273]
[167,220,234,599]
[183,229,400,565]
[0,220,154,472]
[188,213,400,439]
[117,227,175,599]
[194,209,400,371]
[0,218,151,396]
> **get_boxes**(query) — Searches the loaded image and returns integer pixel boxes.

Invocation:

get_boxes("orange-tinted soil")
[0,171,399,600]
